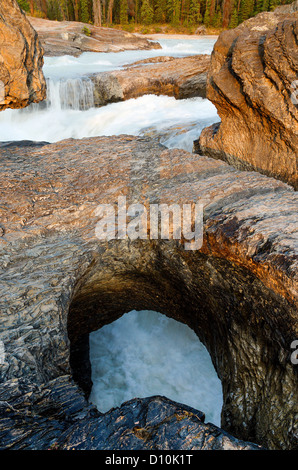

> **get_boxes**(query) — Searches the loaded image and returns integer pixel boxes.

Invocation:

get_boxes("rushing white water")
[89,310,223,426]
[0,38,219,150]
[1,94,217,151]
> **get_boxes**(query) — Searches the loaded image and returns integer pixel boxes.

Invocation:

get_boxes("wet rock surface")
[195,1,298,189]
[90,55,209,106]
[0,0,46,111]
[28,16,161,57]
[0,136,297,450]
[0,376,262,450]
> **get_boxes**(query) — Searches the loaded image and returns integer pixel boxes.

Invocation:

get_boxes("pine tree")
[188,0,201,25]
[253,0,263,14]
[203,0,211,26]
[229,6,238,27]
[239,0,254,22]
[212,5,222,27]
[30,0,34,14]
[140,0,154,24]
[167,0,181,25]
[222,0,233,27]
[154,0,167,22]
[80,0,90,22]
[107,0,114,24]
[120,0,128,23]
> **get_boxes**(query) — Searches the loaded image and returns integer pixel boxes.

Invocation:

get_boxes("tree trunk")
[74,0,80,21]
[222,0,232,27]
[107,0,114,24]
[41,0,47,16]
[30,0,34,15]
[93,0,102,26]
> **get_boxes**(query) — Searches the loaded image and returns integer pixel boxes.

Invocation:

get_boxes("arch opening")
[66,242,297,450]
[88,309,223,426]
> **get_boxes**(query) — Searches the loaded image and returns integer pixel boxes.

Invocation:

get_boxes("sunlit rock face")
[90,55,210,106]
[195,1,298,190]
[0,136,297,450]
[0,0,46,111]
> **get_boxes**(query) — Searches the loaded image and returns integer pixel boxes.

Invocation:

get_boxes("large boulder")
[194,1,298,190]
[90,55,210,106]
[0,0,46,110]
[0,136,297,450]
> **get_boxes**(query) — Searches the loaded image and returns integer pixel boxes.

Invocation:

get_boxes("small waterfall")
[27,77,95,113]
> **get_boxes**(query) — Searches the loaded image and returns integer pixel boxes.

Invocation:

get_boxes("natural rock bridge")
[0,136,297,450]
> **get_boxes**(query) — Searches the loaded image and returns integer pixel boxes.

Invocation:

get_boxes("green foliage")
[228,6,238,27]
[212,6,223,28]
[203,0,212,26]
[17,0,30,12]
[140,0,154,24]
[167,0,181,24]
[80,0,90,23]
[120,0,129,24]
[154,0,167,23]
[82,25,91,35]
[188,0,202,25]
[269,0,279,9]
[28,0,288,30]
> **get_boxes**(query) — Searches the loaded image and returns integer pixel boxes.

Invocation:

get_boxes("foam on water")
[89,310,223,426]
[0,94,218,151]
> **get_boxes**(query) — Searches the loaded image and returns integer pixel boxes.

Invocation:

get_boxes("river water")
[1,37,223,425]
[0,38,219,151]
[89,310,223,426]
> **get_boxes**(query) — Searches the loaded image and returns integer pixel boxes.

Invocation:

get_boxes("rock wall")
[0,0,46,110]
[194,1,298,190]
[0,137,297,450]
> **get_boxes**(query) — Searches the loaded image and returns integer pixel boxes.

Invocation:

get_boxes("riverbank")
[136,33,219,40]
[27,16,162,56]
[27,16,219,56]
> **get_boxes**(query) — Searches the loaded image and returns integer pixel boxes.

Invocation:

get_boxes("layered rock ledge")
[28,16,161,57]
[194,1,298,190]
[0,136,297,450]
[90,55,210,106]
[0,0,46,110]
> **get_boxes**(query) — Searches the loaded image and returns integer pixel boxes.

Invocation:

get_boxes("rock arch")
[0,136,297,450]
[67,235,297,450]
